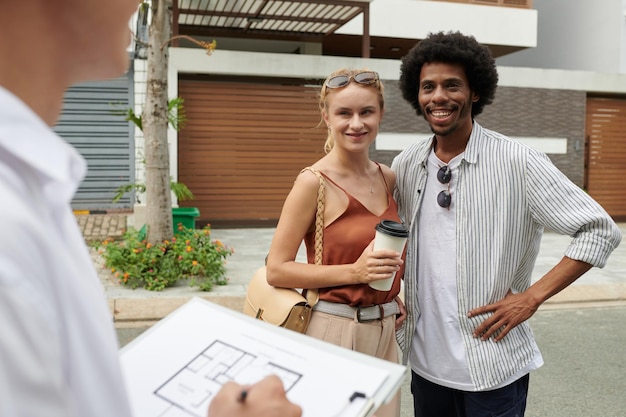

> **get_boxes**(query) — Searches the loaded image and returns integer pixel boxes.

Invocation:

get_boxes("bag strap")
[300,167,324,307]
[301,167,325,266]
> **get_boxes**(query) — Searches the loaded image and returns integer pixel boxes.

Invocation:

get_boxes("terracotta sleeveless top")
[303,164,403,307]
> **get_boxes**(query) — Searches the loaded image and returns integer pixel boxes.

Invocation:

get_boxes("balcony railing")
[438,0,533,9]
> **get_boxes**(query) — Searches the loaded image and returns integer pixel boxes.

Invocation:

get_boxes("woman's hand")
[352,241,403,285]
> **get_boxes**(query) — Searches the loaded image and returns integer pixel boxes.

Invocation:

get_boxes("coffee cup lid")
[375,220,409,237]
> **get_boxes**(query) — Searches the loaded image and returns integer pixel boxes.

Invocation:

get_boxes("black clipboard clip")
[331,391,375,417]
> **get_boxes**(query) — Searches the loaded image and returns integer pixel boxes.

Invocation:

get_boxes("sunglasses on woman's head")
[325,71,379,89]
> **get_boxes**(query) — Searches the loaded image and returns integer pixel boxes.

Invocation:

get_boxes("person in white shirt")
[0,1,300,417]
[392,31,622,417]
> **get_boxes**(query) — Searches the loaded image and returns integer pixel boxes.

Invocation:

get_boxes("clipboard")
[120,297,408,417]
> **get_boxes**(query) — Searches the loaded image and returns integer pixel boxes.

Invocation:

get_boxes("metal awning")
[173,0,372,57]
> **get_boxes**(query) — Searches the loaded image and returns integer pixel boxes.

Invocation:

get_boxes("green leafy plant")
[111,97,192,203]
[113,96,187,132]
[112,179,194,203]
[97,223,233,291]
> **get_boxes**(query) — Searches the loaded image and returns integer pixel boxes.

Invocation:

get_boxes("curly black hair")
[399,31,498,118]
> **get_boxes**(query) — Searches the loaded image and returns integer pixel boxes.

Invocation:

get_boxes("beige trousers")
[305,310,401,417]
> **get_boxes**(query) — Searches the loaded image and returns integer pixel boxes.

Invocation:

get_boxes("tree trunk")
[144,0,173,243]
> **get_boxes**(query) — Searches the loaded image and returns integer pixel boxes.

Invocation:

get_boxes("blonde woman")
[267,68,407,417]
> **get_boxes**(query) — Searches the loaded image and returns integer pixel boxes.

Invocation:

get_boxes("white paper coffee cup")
[369,220,409,291]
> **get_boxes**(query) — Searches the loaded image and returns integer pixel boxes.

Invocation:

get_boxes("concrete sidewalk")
[78,214,626,326]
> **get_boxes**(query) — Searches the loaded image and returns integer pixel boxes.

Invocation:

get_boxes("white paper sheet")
[120,298,407,417]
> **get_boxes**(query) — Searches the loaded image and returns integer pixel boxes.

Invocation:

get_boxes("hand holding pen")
[207,375,302,417]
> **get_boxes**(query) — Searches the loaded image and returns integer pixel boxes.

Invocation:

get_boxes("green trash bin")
[172,207,200,232]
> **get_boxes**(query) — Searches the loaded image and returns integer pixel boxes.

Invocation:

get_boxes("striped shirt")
[391,121,622,390]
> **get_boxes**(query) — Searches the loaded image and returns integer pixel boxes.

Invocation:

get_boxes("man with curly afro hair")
[392,31,621,417]
[398,31,498,119]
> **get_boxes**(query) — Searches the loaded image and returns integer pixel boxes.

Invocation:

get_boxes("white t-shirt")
[411,150,541,391]
[0,87,133,417]
[411,151,474,389]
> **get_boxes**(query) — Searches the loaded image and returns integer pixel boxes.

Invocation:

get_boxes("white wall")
[132,59,146,205]
[168,48,626,93]
[497,0,626,73]
[337,0,537,48]
[622,0,626,72]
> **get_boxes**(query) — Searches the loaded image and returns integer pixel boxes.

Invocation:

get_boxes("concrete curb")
[545,282,626,305]
[109,295,245,327]
[108,282,626,327]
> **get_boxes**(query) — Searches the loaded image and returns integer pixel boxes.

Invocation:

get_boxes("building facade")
[57,0,626,223]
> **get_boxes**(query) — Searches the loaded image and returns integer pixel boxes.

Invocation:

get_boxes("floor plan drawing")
[120,298,408,417]
[153,341,302,417]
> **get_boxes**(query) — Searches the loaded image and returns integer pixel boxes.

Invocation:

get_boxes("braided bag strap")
[301,167,324,306]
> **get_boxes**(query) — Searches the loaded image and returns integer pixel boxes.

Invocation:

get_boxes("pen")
[237,389,248,404]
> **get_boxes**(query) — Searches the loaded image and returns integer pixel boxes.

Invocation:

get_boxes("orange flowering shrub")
[98,224,233,291]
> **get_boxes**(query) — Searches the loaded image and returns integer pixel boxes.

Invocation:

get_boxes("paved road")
[524,305,625,417]
[117,304,626,417]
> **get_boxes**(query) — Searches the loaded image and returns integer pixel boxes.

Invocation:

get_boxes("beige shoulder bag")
[243,167,323,333]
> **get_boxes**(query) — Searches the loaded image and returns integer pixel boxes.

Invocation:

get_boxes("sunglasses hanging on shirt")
[437,165,452,209]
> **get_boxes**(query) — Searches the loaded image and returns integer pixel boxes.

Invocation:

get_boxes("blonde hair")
[319,68,385,153]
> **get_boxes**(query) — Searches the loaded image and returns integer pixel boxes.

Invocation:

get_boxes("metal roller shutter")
[178,77,326,226]
[55,73,134,210]
[585,97,626,220]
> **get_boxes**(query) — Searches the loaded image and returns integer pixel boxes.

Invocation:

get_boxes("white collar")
[0,86,86,203]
